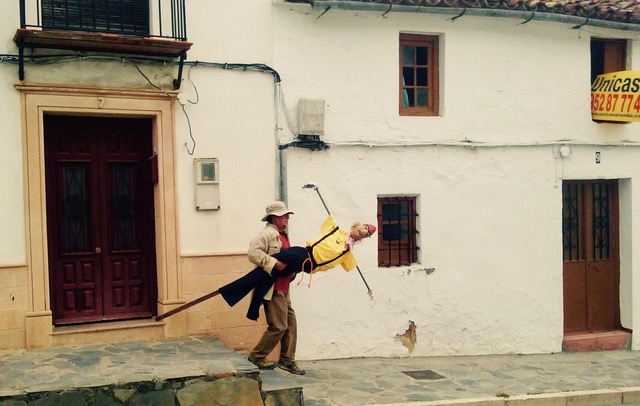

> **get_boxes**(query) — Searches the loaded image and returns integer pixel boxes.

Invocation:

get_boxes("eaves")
[284,0,640,32]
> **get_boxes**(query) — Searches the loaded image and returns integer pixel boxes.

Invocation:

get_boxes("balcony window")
[41,0,150,35]
[15,0,191,84]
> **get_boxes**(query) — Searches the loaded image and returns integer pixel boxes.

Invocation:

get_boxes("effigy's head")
[350,222,376,241]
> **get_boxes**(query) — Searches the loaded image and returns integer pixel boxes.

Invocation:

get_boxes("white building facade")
[1,0,639,360]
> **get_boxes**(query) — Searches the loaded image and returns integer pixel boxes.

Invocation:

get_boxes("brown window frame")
[377,196,419,267]
[590,38,626,124]
[590,38,626,84]
[399,33,439,116]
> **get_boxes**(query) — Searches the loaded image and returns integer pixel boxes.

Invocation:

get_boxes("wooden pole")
[155,290,220,322]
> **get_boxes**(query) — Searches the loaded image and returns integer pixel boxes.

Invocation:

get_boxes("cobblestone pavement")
[0,337,253,399]
[3,338,640,405]
[264,349,640,405]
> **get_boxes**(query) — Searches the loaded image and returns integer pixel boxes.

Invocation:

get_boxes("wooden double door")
[44,116,157,325]
[562,180,620,334]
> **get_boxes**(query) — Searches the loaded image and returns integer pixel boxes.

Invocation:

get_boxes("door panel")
[562,180,620,334]
[587,260,620,330]
[562,261,587,333]
[45,116,156,325]
[47,136,103,323]
[101,140,153,319]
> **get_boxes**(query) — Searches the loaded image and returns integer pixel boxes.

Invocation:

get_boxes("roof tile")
[287,0,640,25]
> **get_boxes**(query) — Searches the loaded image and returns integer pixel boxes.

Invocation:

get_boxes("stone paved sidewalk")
[265,349,640,405]
[0,337,298,405]
[0,337,251,398]
[4,337,640,405]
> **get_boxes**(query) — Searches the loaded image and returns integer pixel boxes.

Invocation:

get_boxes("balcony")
[15,0,192,85]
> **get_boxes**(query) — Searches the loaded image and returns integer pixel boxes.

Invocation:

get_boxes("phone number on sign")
[591,92,640,114]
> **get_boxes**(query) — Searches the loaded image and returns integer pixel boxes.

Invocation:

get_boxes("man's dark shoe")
[278,361,306,375]
[248,356,276,370]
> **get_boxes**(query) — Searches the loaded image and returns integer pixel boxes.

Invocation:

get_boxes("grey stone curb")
[363,387,640,406]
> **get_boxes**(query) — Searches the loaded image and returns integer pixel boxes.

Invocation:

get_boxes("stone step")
[261,368,304,406]
[0,337,304,406]
[563,329,631,352]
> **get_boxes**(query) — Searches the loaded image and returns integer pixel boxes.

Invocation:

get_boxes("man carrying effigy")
[154,185,376,375]
[219,204,376,322]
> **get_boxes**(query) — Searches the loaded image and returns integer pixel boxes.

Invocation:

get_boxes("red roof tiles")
[286,0,640,25]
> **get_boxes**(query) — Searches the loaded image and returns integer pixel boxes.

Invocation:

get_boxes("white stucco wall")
[0,73,25,264]
[268,4,640,358]
[272,5,640,143]
[0,1,26,264]
[2,0,640,357]
[0,0,281,258]
[285,146,564,357]
[175,0,281,254]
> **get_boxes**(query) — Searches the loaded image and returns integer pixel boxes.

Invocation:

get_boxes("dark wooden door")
[45,116,156,325]
[562,180,620,334]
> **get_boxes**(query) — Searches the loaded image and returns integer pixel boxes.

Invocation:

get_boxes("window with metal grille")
[377,196,419,267]
[41,0,150,35]
[562,180,617,262]
[400,33,439,116]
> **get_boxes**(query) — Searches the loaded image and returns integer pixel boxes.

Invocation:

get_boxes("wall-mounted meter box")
[194,158,220,210]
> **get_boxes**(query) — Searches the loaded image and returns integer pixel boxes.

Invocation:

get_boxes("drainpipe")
[279,148,288,204]
[303,1,640,32]
[275,80,288,204]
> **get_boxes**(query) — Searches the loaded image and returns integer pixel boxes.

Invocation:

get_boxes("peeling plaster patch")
[395,320,417,353]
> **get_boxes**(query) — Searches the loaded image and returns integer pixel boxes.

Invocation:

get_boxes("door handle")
[95,247,102,254]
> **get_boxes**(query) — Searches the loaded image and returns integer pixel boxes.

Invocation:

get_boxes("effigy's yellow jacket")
[306,215,357,273]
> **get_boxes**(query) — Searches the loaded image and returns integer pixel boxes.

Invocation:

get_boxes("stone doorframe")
[17,84,186,348]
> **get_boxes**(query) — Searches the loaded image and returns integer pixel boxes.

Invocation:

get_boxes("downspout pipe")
[303,1,640,32]
[279,149,288,204]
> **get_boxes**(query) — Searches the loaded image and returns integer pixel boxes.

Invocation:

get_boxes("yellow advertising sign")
[591,70,640,122]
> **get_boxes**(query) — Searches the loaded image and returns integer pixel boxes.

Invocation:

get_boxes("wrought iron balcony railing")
[15,0,192,87]
[19,0,187,41]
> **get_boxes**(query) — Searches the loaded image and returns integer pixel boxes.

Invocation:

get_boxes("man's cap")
[261,201,294,221]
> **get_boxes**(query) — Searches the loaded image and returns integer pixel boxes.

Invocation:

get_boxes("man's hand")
[274,260,287,272]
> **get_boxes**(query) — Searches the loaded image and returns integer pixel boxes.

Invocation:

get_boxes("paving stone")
[264,388,304,406]
[505,393,566,406]
[175,376,262,406]
[128,388,175,406]
[623,388,640,404]
[564,388,622,406]
[0,400,27,406]
[28,391,88,406]
[112,388,137,403]
[92,390,122,406]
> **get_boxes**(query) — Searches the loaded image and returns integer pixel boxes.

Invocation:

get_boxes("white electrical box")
[194,158,220,210]
[298,98,325,136]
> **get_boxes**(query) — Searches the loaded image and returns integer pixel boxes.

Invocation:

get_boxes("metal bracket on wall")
[173,51,187,90]
[18,46,24,81]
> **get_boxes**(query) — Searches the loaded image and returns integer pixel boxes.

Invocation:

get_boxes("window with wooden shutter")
[591,38,626,83]
[590,38,626,124]
[41,0,150,35]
